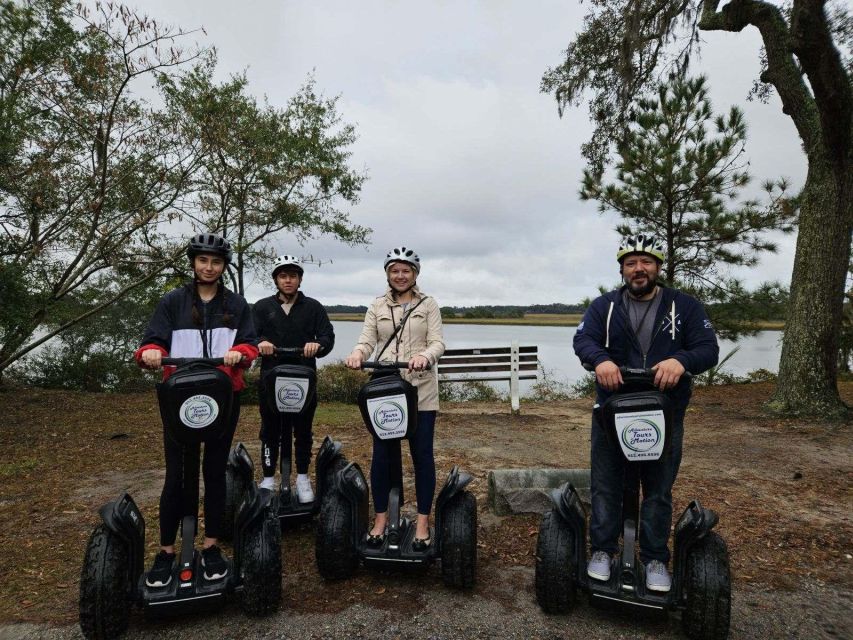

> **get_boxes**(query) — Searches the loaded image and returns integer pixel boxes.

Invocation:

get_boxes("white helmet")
[271,255,303,277]
[383,246,420,273]
[617,233,665,263]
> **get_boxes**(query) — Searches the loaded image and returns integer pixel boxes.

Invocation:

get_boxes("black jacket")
[135,283,258,390]
[252,291,335,371]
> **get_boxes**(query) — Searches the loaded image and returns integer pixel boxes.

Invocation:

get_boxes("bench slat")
[441,346,538,356]
[438,354,538,365]
[439,374,539,383]
[439,363,539,374]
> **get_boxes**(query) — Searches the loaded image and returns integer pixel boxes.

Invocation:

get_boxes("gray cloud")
[139,0,805,306]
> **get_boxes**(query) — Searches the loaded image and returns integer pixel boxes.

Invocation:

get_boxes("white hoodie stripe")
[605,301,614,348]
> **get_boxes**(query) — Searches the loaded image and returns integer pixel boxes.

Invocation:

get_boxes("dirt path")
[0,382,850,639]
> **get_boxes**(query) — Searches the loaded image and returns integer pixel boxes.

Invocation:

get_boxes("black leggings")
[158,393,241,546]
[258,395,317,476]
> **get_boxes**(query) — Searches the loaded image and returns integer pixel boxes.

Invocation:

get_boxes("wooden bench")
[437,342,539,413]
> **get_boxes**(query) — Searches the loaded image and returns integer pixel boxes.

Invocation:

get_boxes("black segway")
[535,367,730,640]
[79,358,282,640]
[315,360,477,588]
[222,347,348,530]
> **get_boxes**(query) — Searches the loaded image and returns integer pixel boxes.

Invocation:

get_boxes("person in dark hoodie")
[253,255,335,502]
[573,233,719,594]
[135,232,258,588]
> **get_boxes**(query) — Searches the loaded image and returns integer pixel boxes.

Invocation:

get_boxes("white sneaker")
[645,560,672,592]
[259,476,275,491]
[295,474,314,503]
[587,550,611,581]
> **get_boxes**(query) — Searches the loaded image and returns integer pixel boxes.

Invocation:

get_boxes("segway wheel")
[315,490,358,580]
[682,532,731,640]
[79,524,132,640]
[240,510,282,616]
[534,511,576,614]
[221,462,248,543]
[440,491,477,589]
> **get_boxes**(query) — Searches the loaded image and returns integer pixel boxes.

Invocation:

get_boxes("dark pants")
[589,405,685,564]
[159,393,241,546]
[258,394,317,476]
[370,410,436,515]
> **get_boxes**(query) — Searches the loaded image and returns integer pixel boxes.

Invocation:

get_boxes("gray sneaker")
[587,550,611,581]
[645,560,672,592]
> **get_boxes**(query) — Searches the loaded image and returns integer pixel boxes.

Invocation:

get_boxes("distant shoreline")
[328,313,785,330]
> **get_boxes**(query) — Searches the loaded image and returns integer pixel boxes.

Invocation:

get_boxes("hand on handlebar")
[345,351,364,369]
[594,360,623,392]
[408,355,430,372]
[141,349,163,369]
[651,358,686,391]
[258,340,276,356]
[303,342,321,358]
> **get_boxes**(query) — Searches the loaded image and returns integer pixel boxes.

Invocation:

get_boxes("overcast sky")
[136,0,806,306]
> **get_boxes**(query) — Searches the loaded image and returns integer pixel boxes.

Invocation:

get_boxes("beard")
[626,272,658,298]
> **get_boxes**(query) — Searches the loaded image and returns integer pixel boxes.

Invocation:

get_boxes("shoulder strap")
[374,296,428,361]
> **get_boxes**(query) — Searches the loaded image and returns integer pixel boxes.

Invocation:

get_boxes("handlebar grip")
[361,360,432,370]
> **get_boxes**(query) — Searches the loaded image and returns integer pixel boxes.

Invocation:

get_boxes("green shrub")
[317,361,369,403]
[568,371,597,399]
[17,347,153,393]
[241,368,262,405]
[527,367,579,401]
[439,379,503,402]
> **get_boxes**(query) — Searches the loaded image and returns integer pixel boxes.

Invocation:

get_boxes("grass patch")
[0,458,38,476]
[314,402,361,427]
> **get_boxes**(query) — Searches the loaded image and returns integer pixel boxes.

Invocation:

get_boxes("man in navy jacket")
[573,233,719,593]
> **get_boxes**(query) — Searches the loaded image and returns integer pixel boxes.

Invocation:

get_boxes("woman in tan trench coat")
[345,246,445,550]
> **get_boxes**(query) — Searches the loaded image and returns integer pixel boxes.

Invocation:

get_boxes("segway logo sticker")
[622,420,660,451]
[274,376,310,413]
[614,409,666,461]
[365,393,409,440]
[179,395,219,429]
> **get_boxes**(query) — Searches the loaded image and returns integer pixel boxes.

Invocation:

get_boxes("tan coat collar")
[383,285,424,306]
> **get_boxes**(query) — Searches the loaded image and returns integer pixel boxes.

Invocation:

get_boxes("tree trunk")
[769,157,852,418]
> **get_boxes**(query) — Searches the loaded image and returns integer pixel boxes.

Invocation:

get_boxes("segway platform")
[535,368,731,639]
[315,362,478,588]
[79,358,282,640]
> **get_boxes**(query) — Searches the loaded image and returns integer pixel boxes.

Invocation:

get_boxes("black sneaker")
[145,551,175,588]
[201,545,229,581]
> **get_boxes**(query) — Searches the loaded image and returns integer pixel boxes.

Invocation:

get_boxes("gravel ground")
[2,568,850,640]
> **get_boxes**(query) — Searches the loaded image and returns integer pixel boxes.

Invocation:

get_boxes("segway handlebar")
[361,360,432,371]
[161,357,243,366]
[582,363,692,382]
[261,347,304,357]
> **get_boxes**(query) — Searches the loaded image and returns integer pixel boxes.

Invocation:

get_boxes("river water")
[324,321,782,392]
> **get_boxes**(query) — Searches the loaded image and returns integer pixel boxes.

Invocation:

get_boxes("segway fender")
[316,435,343,467]
[435,465,473,513]
[98,493,145,589]
[672,499,721,603]
[332,462,369,542]
[228,441,254,485]
[433,466,474,552]
[333,462,369,505]
[235,482,271,530]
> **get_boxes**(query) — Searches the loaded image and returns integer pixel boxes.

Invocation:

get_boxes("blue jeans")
[370,410,436,515]
[589,405,685,564]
